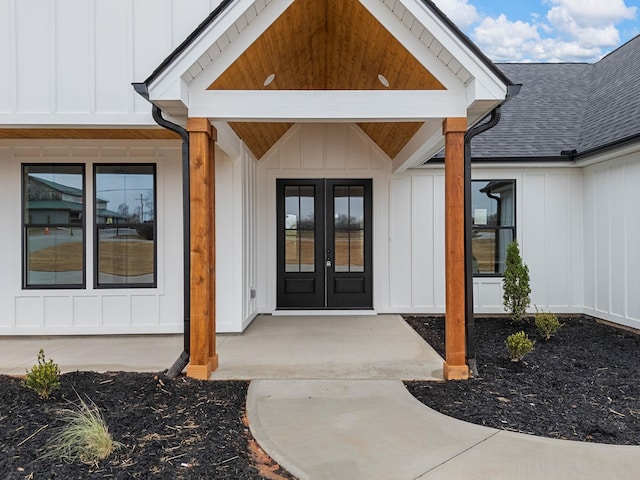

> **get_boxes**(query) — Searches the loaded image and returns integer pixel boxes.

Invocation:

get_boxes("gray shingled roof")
[470,63,592,159]
[577,36,640,153]
[466,34,640,161]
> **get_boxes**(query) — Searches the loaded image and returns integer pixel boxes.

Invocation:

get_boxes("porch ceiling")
[208,0,445,160]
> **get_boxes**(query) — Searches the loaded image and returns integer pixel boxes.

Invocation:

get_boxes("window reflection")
[95,165,156,287]
[284,185,315,273]
[472,180,515,275]
[23,164,85,288]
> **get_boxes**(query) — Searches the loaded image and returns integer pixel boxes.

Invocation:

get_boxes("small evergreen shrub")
[535,308,563,341]
[42,396,122,466]
[502,241,531,322]
[506,331,535,362]
[24,349,60,400]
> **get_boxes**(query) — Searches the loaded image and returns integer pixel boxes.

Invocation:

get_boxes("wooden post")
[186,118,218,379]
[443,118,469,380]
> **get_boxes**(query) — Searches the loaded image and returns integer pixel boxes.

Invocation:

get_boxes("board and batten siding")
[214,143,259,332]
[387,166,584,314]
[0,0,225,123]
[583,152,640,330]
[0,139,185,334]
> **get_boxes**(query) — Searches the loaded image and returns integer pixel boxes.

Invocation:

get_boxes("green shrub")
[535,308,563,340]
[502,241,531,322]
[42,395,122,466]
[506,331,535,362]
[24,349,60,400]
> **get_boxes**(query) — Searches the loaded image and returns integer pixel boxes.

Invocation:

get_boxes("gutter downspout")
[463,84,521,378]
[153,105,191,379]
[132,83,191,379]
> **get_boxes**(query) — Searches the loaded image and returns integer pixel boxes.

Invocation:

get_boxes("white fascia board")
[190,0,294,93]
[148,0,293,101]
[359,0,462,91]
[395,0,507,100]
[188,90,466,121]
[391,120,445,172]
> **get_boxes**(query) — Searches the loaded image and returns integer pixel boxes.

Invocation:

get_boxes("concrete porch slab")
[209,314,444,380]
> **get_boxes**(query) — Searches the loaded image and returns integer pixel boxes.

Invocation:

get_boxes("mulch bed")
[404,315,640,445]
[0,372,294,479]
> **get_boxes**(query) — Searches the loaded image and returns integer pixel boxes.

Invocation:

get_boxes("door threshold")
[272,310,377,316]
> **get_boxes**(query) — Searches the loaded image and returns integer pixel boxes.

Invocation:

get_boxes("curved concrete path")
[247,379,640,480]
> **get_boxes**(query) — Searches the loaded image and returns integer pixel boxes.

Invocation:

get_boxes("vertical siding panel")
[545,174,569,307]
[411,175,435,307]
[433,174,446,308]
[522,174,546,307]
[625,160,640,321]
[0,0,15,112]
[325,124,348,169]
[347,127,370,169]
[609,164,626,317]
[302,124,325,169]
[95,0,131,113]
[56,0,90,113]
[594,169,610,313]
[389,176,412,307]
[15,0,51,112]
[568,173,583,308]
[171,0,210,48]
[278,127,302,169]
[583,170,596,310]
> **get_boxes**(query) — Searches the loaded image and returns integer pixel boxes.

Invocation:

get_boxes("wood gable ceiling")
[208,0,445,159]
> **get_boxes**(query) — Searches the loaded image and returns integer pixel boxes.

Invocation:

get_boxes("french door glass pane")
[284,185,315,273]
[349,230,364,272]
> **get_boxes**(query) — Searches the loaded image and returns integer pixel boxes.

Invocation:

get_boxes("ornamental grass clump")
[42,395,122,466]
[535,308,563,341]
[502,241,531,323]
[24,349,60,400]
[506,331,535,362]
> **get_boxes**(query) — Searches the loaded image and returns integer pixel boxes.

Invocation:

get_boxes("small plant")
[506,331,535,362]
[24,349,61,400]
[42,395,122,466]
[535,308,563,340]
[502,241,531,322]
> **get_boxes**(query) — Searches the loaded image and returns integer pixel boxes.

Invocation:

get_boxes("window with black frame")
[94,164,156,288]
[22,164,85,288]
[472,180,515,276]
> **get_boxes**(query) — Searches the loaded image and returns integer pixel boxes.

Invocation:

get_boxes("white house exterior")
[1,0,639,377]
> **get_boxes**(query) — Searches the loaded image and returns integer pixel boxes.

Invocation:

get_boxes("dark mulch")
[405,315,640,445]
[0,372,294,479]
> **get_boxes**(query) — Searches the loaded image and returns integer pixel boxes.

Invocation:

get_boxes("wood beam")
[443,117,469,380]
[186,117,218,380]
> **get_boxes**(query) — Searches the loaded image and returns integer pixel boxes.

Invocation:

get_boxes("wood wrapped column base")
[186,355,219,380]
[443,361,469,380]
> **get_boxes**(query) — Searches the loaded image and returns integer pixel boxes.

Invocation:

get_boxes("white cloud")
[433,0,638,62]
[545,0,636,27]
[432,0,480,29]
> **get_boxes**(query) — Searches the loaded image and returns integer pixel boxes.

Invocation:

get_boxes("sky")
[431,0,640,62]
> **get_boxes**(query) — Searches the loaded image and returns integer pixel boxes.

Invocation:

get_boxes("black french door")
[276,179,372,309]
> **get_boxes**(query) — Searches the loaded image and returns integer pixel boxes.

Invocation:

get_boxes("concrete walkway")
[2,314,639,479]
